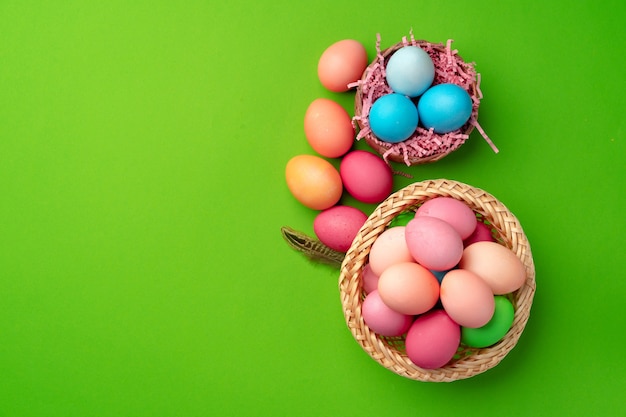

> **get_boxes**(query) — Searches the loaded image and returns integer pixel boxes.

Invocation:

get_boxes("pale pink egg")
[368,226,413,276]
[313,205,368,253]
[405,216,463,271]
[340,150,393,204]
[304,98,354,158]
[459,241,527,295]
[415,197,477,240]
[362,264,379,294]
[440,269,495,328]
[317,39,368,92]
[377,262,440,315]
[405,310,460,369]
[362,290,413,337]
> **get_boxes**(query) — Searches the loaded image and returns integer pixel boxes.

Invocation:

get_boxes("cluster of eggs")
[285,40,398,252]
[360,197,526,369]
[369,46,473,143]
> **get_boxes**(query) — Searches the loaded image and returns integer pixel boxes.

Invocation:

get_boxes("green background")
[1,1,624,416]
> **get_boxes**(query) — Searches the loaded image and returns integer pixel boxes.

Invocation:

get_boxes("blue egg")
[431,266,457,284]
[368,93,418,143]
[417,83,473,133]
[385,46,435,97]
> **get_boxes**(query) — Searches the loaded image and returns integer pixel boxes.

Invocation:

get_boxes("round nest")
[353,35,488,166]
[338,179,536,382]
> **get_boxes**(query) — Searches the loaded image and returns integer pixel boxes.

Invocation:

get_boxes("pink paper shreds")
[353,34,498,166]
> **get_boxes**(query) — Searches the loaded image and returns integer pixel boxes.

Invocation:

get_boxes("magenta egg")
[313,205,368,252]
[340,150,393,204]
[405,309,460,369]
[463,221,495,247]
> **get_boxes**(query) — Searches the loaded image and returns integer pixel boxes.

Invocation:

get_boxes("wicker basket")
[353,37,484,166]
[338,179,536,382]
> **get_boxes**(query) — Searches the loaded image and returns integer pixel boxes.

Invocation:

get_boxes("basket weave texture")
[338,179,536,382]
[353,38,481,166]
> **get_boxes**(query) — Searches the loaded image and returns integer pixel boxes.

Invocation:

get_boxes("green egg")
[461,296,515,348]
[388,211,415,228]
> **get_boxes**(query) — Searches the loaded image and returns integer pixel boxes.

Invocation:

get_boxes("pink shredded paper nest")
[351,33,498,166]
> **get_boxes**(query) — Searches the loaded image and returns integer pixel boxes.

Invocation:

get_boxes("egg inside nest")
[352,33,498,165]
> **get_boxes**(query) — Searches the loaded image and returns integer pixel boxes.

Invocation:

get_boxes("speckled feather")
[281,226,345,268]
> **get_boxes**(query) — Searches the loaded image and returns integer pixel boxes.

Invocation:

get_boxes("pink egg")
[405,310,460,369]
[415,197,477,240]
[362,290,413,337]
[405,216,463,271]
[340,150,393,204]
[463,221,495,247]
[313,205,368,252]
[459,241,527,295]
[368,226,414,276]
[377,262,440,315]
[362,264,379,294]
[440,269,495,328]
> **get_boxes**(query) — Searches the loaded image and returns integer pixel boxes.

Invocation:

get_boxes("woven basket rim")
[354,40,479,165]
[338,179,536,382]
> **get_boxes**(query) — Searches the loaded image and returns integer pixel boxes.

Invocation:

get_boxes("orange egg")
[285,155,343,210]
[304,98,354,158]
[317,39,368,92]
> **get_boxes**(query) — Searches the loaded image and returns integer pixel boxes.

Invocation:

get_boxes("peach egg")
[317,39,368,92]
[440,269,495,328]
[377,262,440,316]
[285,154,343,210]
[304,98,354,158]
[368,226,414,277]
[459,241,527,295]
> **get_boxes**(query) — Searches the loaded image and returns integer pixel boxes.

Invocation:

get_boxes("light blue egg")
[417,83,473,134]
[368,93,418,143]
[385,46,435,97]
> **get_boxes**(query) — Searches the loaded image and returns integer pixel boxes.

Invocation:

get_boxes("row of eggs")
[358,197,525,369]
[369,46,473,143]
[287,40,398,212]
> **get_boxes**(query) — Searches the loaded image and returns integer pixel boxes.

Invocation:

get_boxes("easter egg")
[415,197,477,240]
[318,39,368,92]
[362,290,413,337]
[377,262,440,316]
[464,221,495,247]
[459,241,527,295]
[285,154,342,210]
[362,264,379,294]
[304,98,354,158]
[417,83,473,133]
[461,296,515,348]
[405,309,461,369]
[385,45,435,97]
[368,93,418,143]
[405,216,464,271]
[339,150,393,204]
[368,226,414,277]
[313,205,367,252]
[440,269,495,328]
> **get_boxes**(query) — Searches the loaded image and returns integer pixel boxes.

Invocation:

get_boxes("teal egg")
[417,83,473,133]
